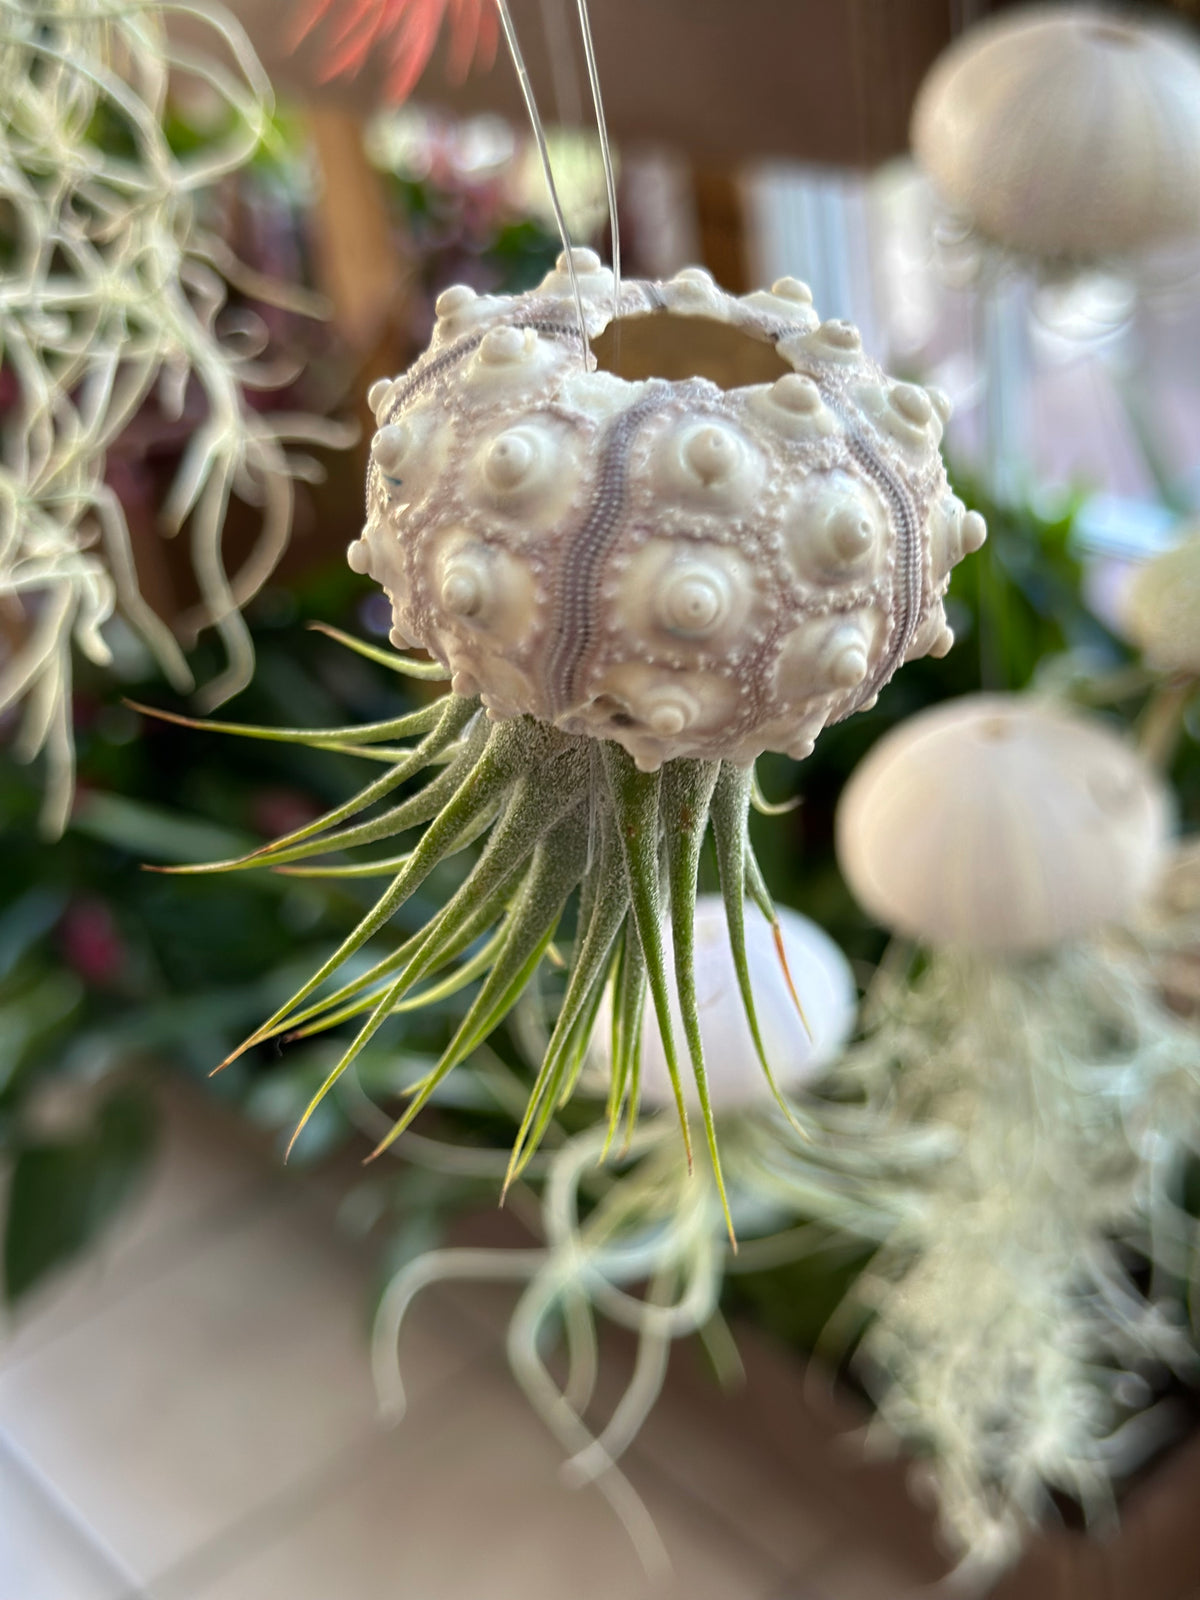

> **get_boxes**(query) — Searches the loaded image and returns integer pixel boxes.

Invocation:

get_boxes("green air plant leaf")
[142,662,804,1228]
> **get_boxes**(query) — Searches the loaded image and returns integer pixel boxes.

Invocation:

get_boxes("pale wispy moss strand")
[0,0,348,831]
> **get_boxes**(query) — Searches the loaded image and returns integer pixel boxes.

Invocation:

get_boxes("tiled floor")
[0,1079,924,1600]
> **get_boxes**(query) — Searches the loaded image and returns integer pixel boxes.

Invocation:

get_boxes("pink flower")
[60,899,127,989]
[291,0,498,104]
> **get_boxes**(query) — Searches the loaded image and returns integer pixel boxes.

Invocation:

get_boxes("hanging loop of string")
[574,0,620,328]
[495,0,590,365]
[494,0,621,366]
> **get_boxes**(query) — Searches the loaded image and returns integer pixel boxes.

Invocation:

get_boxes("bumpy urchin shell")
[350,251,984,772]
[836,694,1174,954]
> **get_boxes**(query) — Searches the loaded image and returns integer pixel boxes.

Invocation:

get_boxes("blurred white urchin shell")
[596,896,857,1112]
[350,250,983,771]
[912,7,1200,265]
[836,694,1174,953]
[1121,530,1200,678]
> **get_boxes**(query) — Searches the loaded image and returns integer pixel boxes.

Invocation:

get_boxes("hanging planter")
[823,693,1197,1580]
[158,256,984,1218]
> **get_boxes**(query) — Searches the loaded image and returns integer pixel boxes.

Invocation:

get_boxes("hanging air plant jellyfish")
[364,896,930,1565]
[159,255,985,1212]
[913,8,1200,270]
[832,693,1200,1579]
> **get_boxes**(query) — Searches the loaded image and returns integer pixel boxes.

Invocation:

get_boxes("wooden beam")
[304,108,404,353]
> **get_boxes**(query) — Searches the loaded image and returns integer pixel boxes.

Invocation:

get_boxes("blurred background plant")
[0,0,353,833]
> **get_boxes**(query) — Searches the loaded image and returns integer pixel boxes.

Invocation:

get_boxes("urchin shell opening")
[590,313,791,388]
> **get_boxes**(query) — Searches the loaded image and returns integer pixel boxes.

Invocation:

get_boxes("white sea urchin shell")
[599,897,857,1112]
[912,7,1200,266]
[351,251,983,771]
[836,695,1173,953]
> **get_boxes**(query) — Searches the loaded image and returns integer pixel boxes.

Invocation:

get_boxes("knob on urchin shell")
[353,257,982,769]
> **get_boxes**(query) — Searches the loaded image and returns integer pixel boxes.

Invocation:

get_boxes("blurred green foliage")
[0,565,453,1299]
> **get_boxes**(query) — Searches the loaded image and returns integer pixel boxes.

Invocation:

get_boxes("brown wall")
[229,0,956,167]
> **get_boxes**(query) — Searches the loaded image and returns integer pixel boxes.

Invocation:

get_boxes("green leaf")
[4,1088,158,1304]
[306,623,451,680]
[72,793,253,865]
[0,888,68,982]
[601,744,693,1170]
[0,973,84,1096]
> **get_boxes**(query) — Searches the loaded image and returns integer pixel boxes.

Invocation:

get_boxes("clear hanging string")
[495,0,591,366]
[574,0,620,329]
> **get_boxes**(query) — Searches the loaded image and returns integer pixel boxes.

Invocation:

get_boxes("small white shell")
[1121,532,1200,677]
[595,896,857,1111]
[836,695,1174,953]
[912,8,1200,262]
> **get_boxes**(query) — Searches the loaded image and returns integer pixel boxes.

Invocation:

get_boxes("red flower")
[60,899,128,989]
[291,0,498,104]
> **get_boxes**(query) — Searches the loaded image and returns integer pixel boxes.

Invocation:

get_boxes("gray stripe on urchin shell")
[545,382,673,716]
[843,428,924,708]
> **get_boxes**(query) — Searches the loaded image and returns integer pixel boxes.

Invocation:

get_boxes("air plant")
[364,897,937,1566]
[0,0,347,832]
[831,693,1200,1579]
[910,6,1200,505]
[156,253,984,1222]
[1138,836,1200,1024]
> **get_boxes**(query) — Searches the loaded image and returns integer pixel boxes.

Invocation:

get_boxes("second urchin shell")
[835,694,1174,954]
[912,6,1200,265]
[351,252,983,770]
[596,896,857,1112]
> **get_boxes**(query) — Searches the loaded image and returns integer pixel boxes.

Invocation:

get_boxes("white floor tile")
[163,1361,783,1600]
[0,1432,141,1600]
[805,1545,931,1600]
[0,1199,484,1585]
[632,1360,835,1574]
[2,1079,273,1365]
